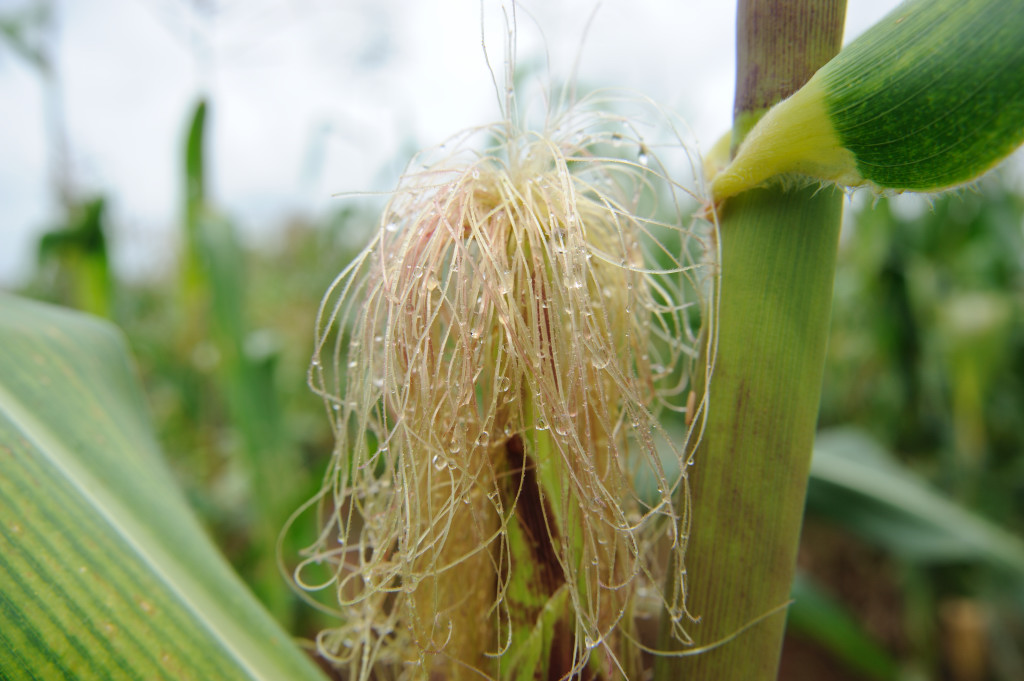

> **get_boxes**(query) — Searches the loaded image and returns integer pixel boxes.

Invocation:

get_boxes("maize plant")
[0,1,1022,680]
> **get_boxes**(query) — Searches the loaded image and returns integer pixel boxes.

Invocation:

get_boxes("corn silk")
[290,91,719,681]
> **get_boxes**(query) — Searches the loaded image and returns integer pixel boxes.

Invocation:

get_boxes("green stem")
[681,186,842,678]
[658,2,846,679]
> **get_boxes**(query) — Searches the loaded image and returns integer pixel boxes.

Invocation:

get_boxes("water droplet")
[535,417,549,431]
[432,455,447,471]
[385,221,399,232]
[475,432,489,447]
[638,152,649,167]
[554,415,573,437]
[498,376,511,392]
[347,360,358,369]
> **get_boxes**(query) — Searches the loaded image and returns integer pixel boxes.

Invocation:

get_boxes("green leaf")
[712,0,1024,200]
[37,196,114,318]
[807,427,1024,575]
[178,98,304,618]
[788,573,900,681]
[0,294,326,681]
[185,99,207,217]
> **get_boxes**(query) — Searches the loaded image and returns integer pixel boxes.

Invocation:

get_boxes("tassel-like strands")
[291,94,717,680]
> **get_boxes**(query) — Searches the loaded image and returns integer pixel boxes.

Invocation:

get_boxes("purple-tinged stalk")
[294,94,716,680]
[662,3,846,680]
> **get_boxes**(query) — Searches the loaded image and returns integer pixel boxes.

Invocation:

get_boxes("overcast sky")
[0,0,904,286]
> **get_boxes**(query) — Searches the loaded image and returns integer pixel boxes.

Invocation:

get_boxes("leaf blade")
[712,0,1024,200]
[0,294,325,681]
[808,427,1024,575]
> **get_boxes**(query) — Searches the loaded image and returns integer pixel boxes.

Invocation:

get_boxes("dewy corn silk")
[289,70,719,680]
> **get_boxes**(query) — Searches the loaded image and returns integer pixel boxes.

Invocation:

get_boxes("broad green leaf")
[0,294,326,681]
[807,427,1024,574]
[712,0,1024,200]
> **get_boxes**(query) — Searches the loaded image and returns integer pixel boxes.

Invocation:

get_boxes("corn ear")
[712,0,1024,201]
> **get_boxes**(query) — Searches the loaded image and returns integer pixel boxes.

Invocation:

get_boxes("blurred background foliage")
[4,3,1024,679]
[797,176,1024,681]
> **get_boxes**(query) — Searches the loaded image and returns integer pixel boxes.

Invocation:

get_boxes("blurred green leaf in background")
[796,171,1024,681]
